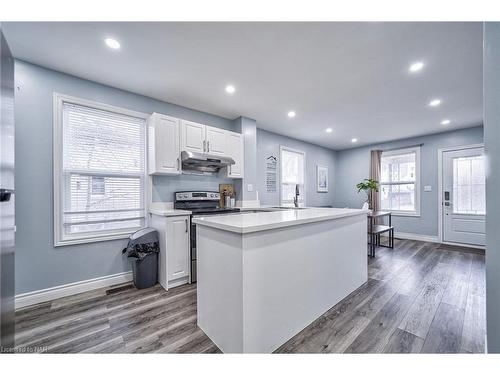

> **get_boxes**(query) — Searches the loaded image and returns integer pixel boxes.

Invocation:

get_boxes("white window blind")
[55,97,146,245]
[280,147,305,206]
[380,147,420,215]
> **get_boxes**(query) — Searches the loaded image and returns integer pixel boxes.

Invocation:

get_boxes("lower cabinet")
[150,214,190,290]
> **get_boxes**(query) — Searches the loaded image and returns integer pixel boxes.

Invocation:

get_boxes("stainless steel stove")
[174,191,239,282]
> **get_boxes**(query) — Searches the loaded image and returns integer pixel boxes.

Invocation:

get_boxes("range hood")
[181,150,235,174]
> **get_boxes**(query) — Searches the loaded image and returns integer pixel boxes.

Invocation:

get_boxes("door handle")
[177,158,180,171]
[0,189,14,202]
[185,219,188,233]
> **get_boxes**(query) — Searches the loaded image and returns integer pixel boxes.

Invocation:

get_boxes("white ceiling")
[3,22,483,150]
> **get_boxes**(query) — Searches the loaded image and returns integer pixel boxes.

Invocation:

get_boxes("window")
[380,146,420,216]
[453,155,485,215]
[54,94,147,246]
[280,146,305,206]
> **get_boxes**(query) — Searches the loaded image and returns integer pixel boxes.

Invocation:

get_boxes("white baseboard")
[383,232,485,250]
[15,271,133,309]
[382,231,440,243]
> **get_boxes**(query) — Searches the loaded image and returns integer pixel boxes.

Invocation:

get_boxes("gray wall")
[334,126,484,237]
[484,22,500,353]
[256,129,337,207]
[14,60,236,294]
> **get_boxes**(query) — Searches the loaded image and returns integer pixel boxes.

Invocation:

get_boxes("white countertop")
[149,208,191,217]
[192,207,369,234]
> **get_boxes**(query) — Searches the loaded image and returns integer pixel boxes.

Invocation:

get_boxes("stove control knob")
[210,194,214,198]
[183,194,188,199]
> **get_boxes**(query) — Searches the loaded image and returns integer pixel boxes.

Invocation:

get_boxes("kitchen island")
[192,207,369,353]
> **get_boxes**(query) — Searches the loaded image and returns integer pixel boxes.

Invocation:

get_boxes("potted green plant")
[356,178,379,209]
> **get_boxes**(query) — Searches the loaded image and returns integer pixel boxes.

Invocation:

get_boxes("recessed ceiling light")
[409,61,424,73]
[441,119,451,125]
[429,99,441,107]
[225,85,235,94]
[326,128,333,133]
[351,138,358,143]
[287,111,296,118]
[104,38,120,50]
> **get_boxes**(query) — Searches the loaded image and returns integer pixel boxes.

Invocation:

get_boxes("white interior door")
[442,146,485,246]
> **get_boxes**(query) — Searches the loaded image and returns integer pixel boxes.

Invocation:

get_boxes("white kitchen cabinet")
[148,113,181,175]
[181,120,205,153]
[225,131,244,178]
[205,126,226,156]
[180,121,228,156]
[150,213,190,290]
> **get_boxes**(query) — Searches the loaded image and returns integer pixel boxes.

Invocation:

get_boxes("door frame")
[437,143,485,249]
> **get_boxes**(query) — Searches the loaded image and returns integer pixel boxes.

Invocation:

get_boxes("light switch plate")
[424,185,432,192]
[247,184,254,192]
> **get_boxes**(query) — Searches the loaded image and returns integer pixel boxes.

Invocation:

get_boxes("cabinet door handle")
[185,219,188,233]
[177,158,180,171]
[207,141,210,153]
[203,140,206,152]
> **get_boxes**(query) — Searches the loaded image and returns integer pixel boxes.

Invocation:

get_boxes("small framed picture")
[317,165,328,192]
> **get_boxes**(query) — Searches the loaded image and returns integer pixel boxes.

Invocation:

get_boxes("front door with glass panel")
[442,146,485,246]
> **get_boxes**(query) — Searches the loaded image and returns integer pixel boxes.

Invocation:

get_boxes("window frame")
[279,145,306,207]
[380,146,421,217]
[53,93,149,246]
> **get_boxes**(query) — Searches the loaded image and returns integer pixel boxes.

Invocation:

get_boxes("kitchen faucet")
[293,184,300,207]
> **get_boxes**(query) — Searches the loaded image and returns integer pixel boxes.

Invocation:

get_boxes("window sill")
[54,231,136,247]
[388,211,421,218]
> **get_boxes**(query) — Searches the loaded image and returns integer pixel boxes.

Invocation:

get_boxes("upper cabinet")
[225,130,244,178]
[148,113,181,175]
[149,113,244,178]
[180,120,205,153]
[205,126,226,156]
[181,121,227,156]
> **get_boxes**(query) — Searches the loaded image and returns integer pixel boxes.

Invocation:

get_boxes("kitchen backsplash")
[152,172,236,202]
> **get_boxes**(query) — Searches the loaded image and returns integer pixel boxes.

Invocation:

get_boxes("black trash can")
[122,228,159,289]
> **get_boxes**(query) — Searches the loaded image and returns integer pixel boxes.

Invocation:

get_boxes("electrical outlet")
[424,185,432,192]
[247,184,253,192]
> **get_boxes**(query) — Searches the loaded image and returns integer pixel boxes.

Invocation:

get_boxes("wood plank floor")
[15,239,485,354]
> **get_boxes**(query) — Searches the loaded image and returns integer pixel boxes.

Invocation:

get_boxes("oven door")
[189,211,240,283]
[190,218,197,283]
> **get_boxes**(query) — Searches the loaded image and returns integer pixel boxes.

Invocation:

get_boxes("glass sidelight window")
[452,155,485,215]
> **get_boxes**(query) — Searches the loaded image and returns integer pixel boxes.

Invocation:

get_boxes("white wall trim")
[15,271,133,309]
[383,231,485,250]
[437,143,485,244]
[392,231,440,243]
